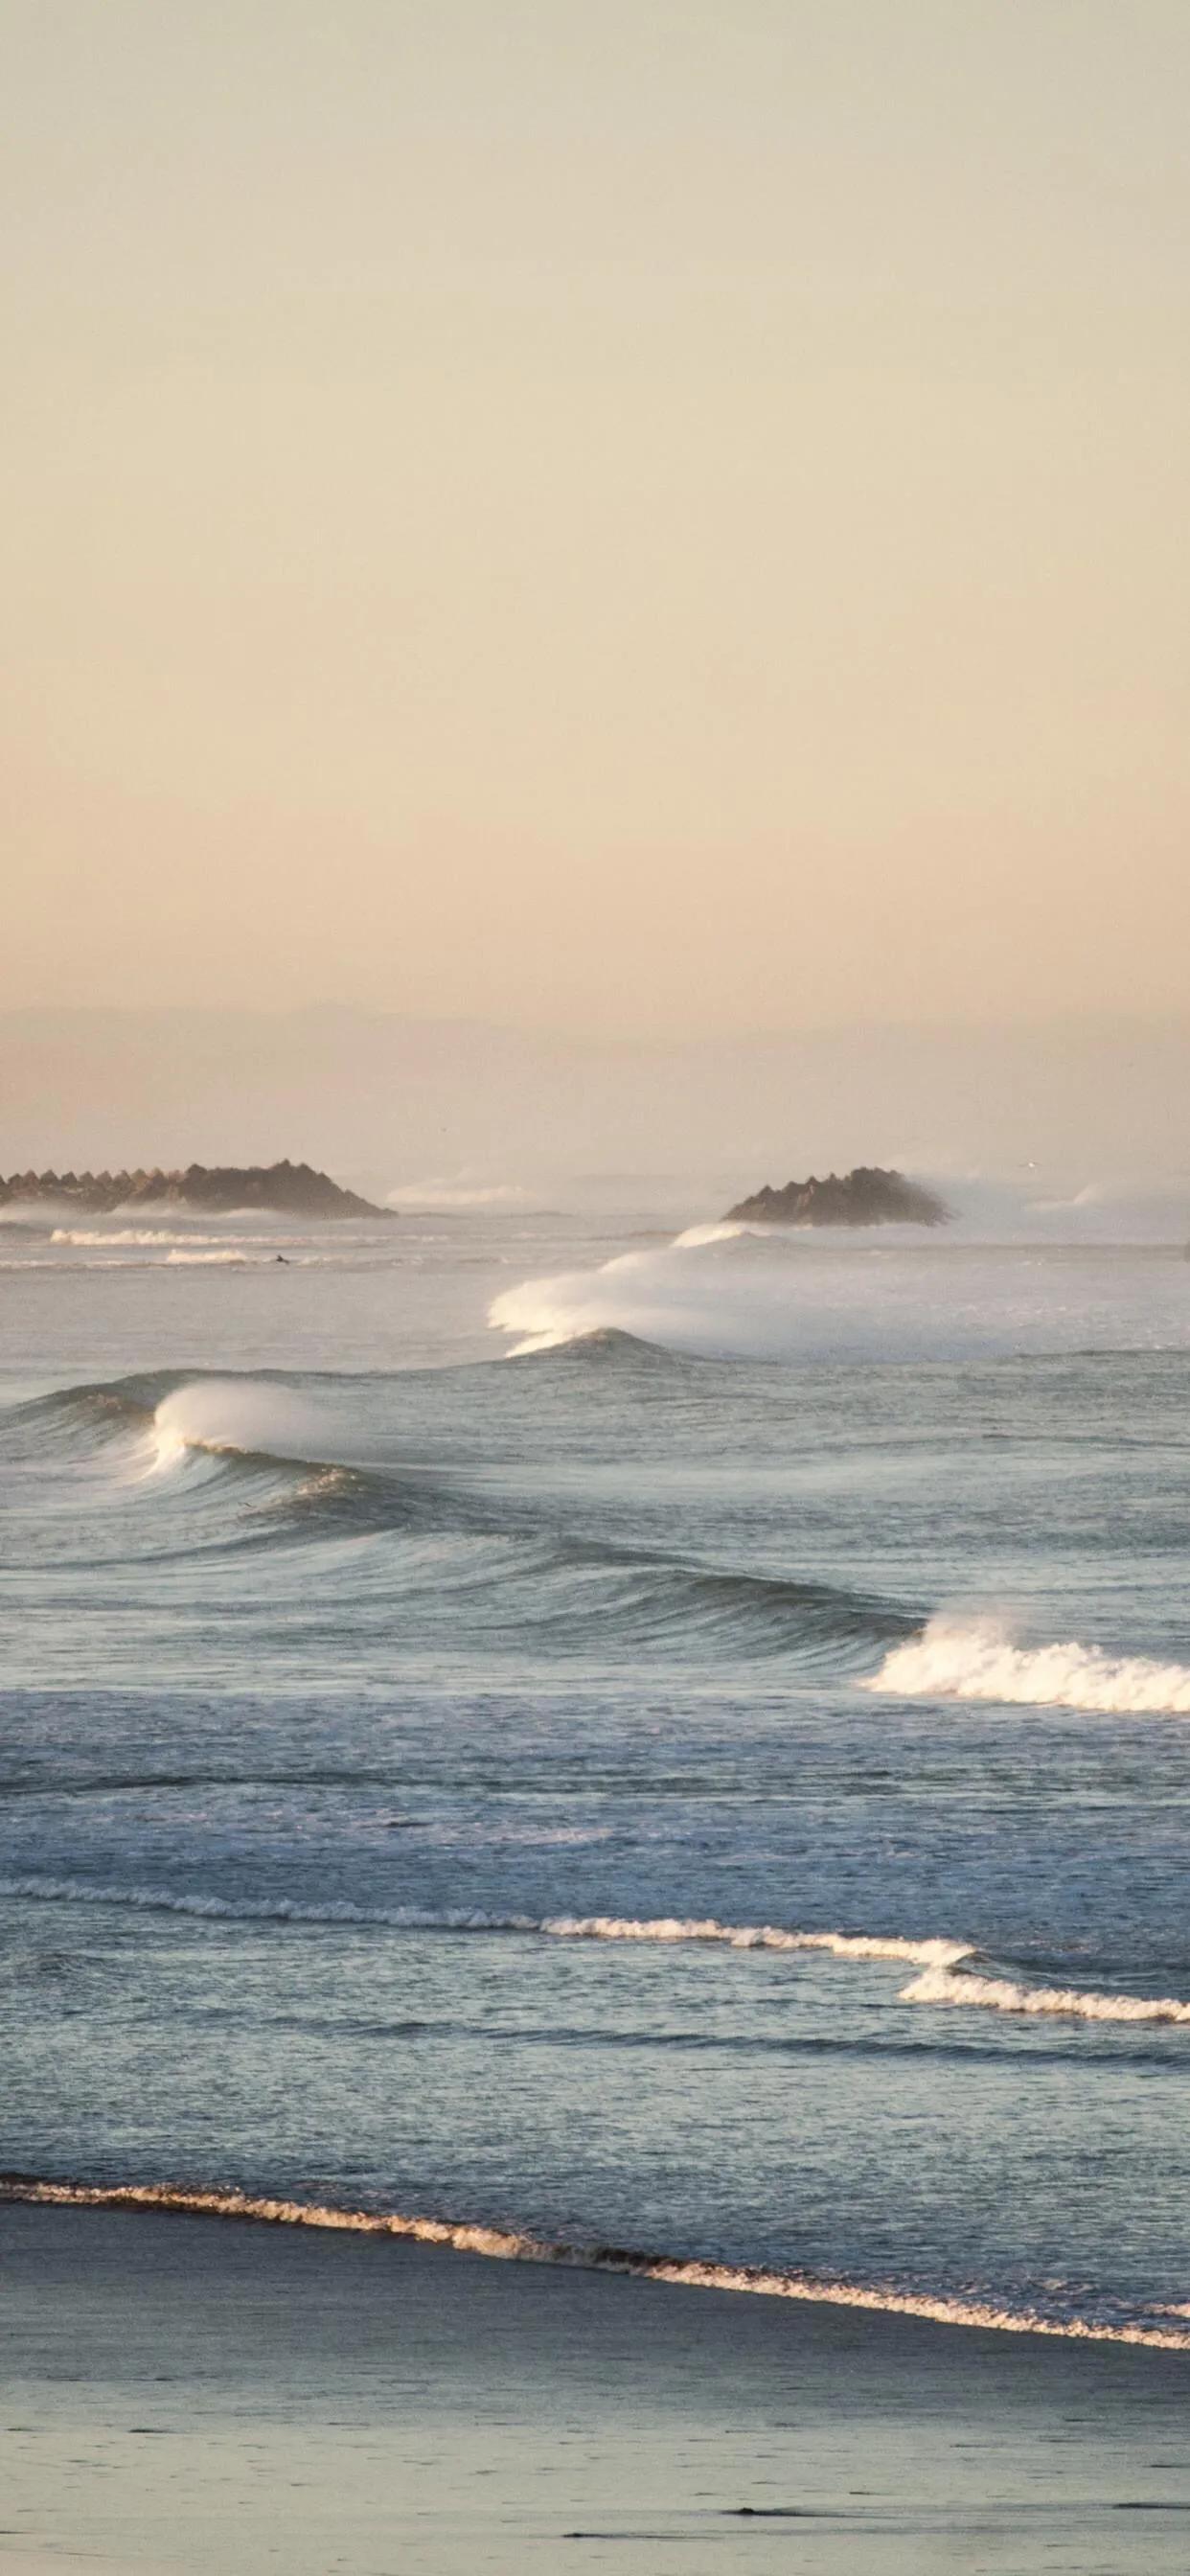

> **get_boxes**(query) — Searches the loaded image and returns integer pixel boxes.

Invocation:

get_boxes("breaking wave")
[0,1880,969,1966]
[52,1229,232,1247]
[8,1877,1186,2027]
[29,1238,326,1269]
[491,1223,1190,1363]
[163,1247,255,1264]
[148,1380,334,1467]
[4,2176,1187,2349]
[386,1179,530,1210]
[902,1966,1190,2025]
[868,1617,1190,1715]
[2,1372,910,1659]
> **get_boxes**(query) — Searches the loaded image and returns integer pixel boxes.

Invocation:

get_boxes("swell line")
[7,1878,1188,2021]
[3,2176,1188,2352]
[2,1372,912,1659]
[904,1965,1190,2026]
[0,1880,971,1967]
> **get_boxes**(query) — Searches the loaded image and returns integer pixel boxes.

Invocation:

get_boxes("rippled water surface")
[2,1194,1189,2342]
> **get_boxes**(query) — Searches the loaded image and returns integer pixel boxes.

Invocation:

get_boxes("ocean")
[3,1184,1189,2349]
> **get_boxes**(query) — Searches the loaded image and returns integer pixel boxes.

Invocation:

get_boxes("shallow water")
[2,1192,1189,2341]
[8,2205,1190,2576]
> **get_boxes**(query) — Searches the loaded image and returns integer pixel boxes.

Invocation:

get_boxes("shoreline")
[4,2172,1189,2353]
[6,2201,1190,2575]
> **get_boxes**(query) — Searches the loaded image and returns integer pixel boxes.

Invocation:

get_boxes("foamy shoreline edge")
[5,2176,1188,2354]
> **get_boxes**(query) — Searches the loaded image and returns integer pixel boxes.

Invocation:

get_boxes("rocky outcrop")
[0,1160,391,1218]
[726,1166,951,1228]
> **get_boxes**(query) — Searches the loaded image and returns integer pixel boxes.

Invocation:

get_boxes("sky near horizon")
[5,1,1189,1037]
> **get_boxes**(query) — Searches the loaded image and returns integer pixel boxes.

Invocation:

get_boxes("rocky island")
[0,1160,390,1219]
[726,1165,951,1228]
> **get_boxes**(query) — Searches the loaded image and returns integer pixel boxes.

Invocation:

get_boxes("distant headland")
[0,1160,391,1219]
[726,1166,951,1228]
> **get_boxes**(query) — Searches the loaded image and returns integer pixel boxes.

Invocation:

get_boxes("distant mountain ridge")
[0,1160,389,1219]
[726,1166,951,1228]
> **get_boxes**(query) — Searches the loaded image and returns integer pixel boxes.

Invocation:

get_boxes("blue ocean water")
[2,1191,1189,2342]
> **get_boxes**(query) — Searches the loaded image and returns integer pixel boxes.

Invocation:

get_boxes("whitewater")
[867,1616,1190,1715]
[5,2178,1188,2350]
[3,1183,1190,2348]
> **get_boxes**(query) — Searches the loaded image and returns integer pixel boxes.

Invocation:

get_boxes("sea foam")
[490,1224,1190,1364]
[149,1381,330,1470]
[868,1616,1190,1716]
[8,1880,1187,2028]
[4,2176,1187,2350]
[900,1965,1190,2025]
[0,1880,970,1966]
[386,1179,529,1209]
[52,1229,231,1247]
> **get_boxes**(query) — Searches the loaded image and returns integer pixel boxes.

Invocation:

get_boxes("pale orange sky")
[5,0,1189,1034]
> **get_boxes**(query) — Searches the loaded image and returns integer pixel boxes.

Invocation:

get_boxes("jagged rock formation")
[726,1166,951,1228]
[0,1160,390,1219]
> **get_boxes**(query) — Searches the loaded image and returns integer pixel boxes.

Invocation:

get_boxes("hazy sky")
[6,1,1188,1034]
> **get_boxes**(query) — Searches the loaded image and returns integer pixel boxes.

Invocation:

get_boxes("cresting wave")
[904,1965,1190,2025]
[385,1179,530,1209]
[149,1380,333,1469]
[3,1372,909,1659]
[533,1917,971,1966]
[868,1616,1190,1716]
[7,1878,1187,2024]
[0,1881,969,1967]
[51,1230,231,1247]
[490,1221,1190,1363]
[4,2177,1188,2351]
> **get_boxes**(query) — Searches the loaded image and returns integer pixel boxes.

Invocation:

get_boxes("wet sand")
[3,2202,1189,2574]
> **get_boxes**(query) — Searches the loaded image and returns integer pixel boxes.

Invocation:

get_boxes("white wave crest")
[7,1874,1185,2034]
[867,1617,1190,1715]
[536,1914,971,1965]
[490,1226,1190,1364]
[0,1878,970,1966]
[387,1178,529,1210]
[4,2178,1186,2349]
[670,1220,752,1248]
[901,1964,1190,2025]
[163,1248,255,1264]
[52,1229,231,1247]
[149,1382,329,1470]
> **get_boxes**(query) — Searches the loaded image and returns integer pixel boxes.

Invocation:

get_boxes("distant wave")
[164,1248,254,1264]
[51,1229,232,1247]
[491,1223,1190,1363]
[0,1880,969,1966]
[515,1324,686,1369]
[867,1617,1190,1715]
[386,1179,530,1209]
[901,1965,1190,2025]
[4,2176,1187,2349]
[49,1230,344,1251]
[670,1220,755,1248]
[4,1245,328,1270]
